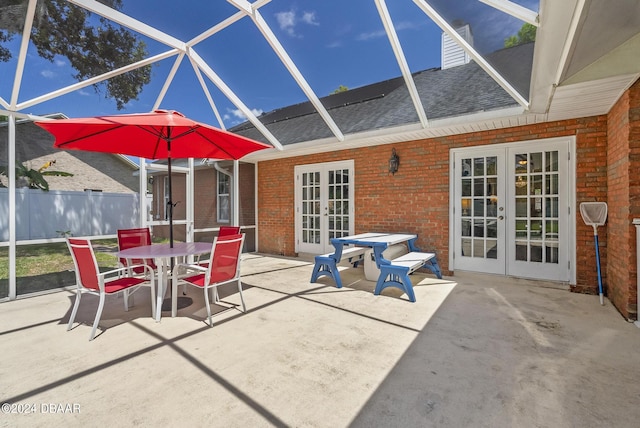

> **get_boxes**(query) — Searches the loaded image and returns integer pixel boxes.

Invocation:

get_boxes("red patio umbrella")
[36,109,272,246]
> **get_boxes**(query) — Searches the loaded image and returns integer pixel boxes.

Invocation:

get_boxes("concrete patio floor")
[1,253,639,427]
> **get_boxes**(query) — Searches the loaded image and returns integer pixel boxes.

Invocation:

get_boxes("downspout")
[139,158,147,228]
[187,158,194,242]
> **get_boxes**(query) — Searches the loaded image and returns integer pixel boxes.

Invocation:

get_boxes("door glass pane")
[474,178,484,196]
[460,155,498,260]
[462,198,471,216]
[462,179,472,196]
[473,220,484,237]
[530,243,543,262]
[515,198,527,217]
[530,152,542,173]
[473,199,484,216]
[474,158,484,176]
[462,219,471,237]
[530,175,543,195]
[515,176,527,195]
[546,151,558,172]
[530,198,542,217]
[515,220,527,238]
[473,239,484,257]
[513,151,560,264]
[461,238,471,256]
[462,158,472,177]
[515,154,528,173]
[486,240,497,259]
[515,241,527,261]
[327,167,352,239]
[301,172,321,244]
[486,157,497,175]
[486,197,497,218]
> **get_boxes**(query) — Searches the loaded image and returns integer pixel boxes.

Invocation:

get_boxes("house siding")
[154,163,257,248]
[0,122,138,193]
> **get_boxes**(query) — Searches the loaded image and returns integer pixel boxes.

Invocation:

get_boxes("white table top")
[332,233,417,247]
[116,242,212,259]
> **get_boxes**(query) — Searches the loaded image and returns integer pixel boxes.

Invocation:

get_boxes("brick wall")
[630,81,640,319]
[257,117,608,291]
[607,80,640,319]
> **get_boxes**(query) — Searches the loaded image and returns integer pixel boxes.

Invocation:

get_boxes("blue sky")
[1,0,538,128]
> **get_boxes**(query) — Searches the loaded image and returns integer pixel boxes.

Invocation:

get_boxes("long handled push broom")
[579,202,608,305]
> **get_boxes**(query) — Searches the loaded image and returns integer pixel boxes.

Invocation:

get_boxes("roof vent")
[442,21,473,70]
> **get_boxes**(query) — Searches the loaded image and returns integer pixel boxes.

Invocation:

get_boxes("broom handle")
[593,225,604,305]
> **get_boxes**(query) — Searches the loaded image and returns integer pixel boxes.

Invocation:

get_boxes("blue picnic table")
[310,232,442,301]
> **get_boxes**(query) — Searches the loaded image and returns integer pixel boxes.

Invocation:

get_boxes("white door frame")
[449,137,576,284]
[294,160,355,254]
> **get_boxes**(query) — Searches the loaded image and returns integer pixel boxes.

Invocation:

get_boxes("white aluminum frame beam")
[375,0,429,128]
[479,0,539,26]
[188,56,226,130]
[68,0,185,50]
[189,48,283,150]
[413,0,530,109]
[17,49,179,111]
[552,0,586,86]
[152,53,186,112]
[8,114,17,299]
[228,0,345,142]
[10,0,38,109]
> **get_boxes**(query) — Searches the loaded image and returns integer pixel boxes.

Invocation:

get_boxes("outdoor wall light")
[389,148,400,175]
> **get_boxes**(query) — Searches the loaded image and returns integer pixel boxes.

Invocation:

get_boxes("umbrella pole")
[167,154,173,249]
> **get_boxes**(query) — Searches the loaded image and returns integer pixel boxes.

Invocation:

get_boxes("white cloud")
[302,11,319,26]
[275,9,320,37]
[55,59,66,67]
[40,69,55,78]
[225,108,264,124]
[395,21,419,31]
[276,10,297,36]
[356,29,386,41]
[356,20,420,41]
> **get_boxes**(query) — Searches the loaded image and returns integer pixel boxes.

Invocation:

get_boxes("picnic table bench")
[373,250,441,302]
[310,246,367,288]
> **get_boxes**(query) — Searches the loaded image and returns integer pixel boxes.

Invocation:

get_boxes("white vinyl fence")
[0,188,140,241]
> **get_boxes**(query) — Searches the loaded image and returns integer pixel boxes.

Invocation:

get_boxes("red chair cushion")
[104,277,147,293]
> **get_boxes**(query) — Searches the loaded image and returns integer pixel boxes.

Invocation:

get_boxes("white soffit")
[547,74,639,121]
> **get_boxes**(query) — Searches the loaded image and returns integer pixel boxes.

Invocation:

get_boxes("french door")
[295,161,355,254]
[452,139,573,282]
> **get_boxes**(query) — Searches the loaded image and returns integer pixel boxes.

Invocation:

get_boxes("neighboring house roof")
[0,117,140,193]
[231,43,532,148]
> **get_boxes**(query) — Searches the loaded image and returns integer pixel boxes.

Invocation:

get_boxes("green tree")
[0,0,151,110]
[331,85,349,95]
[504,23,536,48]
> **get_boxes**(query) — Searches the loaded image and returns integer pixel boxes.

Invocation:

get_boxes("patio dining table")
[116,242,211,321]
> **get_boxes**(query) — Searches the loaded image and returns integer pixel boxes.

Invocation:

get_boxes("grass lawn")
[0,237,174,297]
[0,239,120,297]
